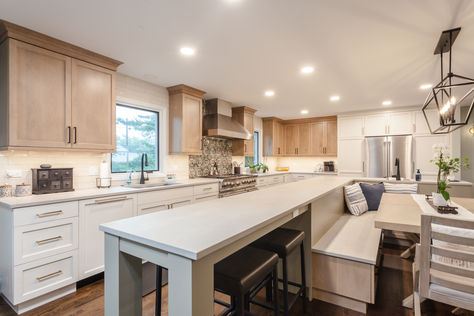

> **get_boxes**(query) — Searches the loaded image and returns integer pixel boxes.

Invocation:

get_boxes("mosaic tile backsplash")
[189,137,232,177]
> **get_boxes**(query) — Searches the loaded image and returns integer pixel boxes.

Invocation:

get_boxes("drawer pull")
[36,236,63,245]
[141,204,168,211]
[36,270,63,282]
[94,196,128,204]
[36,210,63,218]
[202,187,212,191]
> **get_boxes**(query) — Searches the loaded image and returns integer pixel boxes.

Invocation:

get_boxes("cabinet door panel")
[182,95,202,153]
[9,40,71,148]
[71,59,115,151]
[338,116,364,138]
[389,112,413,135]
[364,114,388,136]
[310,122,325,155]
[298,123,311,155]
[284,125,298,155]
[325,120,338,155]
[79,195,135,280]
[414,135,450,180]
[338,139,364,175]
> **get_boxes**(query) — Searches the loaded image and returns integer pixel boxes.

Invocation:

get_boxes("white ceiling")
[1,0,474,119]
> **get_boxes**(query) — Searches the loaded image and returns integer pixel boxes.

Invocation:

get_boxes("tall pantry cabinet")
[0,20,122,152]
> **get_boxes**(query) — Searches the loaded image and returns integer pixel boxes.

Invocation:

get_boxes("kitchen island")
[99,175,353,316]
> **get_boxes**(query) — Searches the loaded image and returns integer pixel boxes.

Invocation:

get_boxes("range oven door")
[219,187,258,198]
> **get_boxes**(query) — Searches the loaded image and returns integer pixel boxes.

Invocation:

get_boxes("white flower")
[432,143,449,160]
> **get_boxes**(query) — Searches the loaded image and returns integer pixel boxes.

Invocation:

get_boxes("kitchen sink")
[123,182,181,189]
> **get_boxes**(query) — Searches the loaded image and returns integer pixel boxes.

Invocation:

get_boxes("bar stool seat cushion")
[214,247,278,295]
[251,228,305,257]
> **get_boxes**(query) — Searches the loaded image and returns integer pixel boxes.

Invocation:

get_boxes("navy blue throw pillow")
[359,182,384,211]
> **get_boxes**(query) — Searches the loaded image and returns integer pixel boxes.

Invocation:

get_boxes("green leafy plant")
[258,163,269,173]
[431,144,470,201]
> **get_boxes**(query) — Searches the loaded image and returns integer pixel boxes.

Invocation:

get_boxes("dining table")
[373,193,474,308]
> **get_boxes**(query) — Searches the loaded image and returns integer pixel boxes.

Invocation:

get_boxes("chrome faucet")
[140,153,149,184]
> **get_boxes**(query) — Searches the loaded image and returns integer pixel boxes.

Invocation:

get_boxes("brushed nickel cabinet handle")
[36,270,62,282]
[74,127,77,144]
[202,187,212,191]
[36,236,62,245]
[36,210,63,218]
[94,196,128,204]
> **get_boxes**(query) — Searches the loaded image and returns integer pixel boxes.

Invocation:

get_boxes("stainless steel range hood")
[203,98,251,140]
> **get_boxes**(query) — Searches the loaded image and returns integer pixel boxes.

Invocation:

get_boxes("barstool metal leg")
[155,266,162,316]
[266,278,273,302]
[273,267,279,316]
[300,243,307,312]
[282,257,289,316]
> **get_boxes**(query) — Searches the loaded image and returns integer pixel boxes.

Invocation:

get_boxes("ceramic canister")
[15,183,32,197]
[0,185,12,198]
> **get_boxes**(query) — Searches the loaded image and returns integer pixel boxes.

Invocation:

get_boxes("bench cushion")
[312,212,382,265]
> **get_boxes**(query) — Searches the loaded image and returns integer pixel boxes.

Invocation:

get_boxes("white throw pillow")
[344,183,369,216]
[384,183,418,194]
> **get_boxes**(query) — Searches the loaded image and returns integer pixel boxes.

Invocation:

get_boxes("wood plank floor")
[1,248,473,316]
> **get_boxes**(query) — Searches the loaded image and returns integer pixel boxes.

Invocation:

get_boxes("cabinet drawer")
[270,176,284,184]
[138,187,194,205]
[138,202,169,216]
[14,218,78,265]
[194,193,218,203]
[13,251,77,304]
[14,202,78,227]
[193,183,218,195]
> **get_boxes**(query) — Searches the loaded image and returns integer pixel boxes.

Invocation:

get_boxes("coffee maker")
[324,161,335,172]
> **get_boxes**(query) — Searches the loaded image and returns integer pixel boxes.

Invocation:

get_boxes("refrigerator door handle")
[386,139,391,178]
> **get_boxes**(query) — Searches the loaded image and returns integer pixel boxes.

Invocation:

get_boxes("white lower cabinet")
[257,175,285,188]
[13,250,78,304]
[78,195,136,280]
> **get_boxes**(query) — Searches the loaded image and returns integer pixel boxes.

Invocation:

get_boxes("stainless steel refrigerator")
[365,135,413,179]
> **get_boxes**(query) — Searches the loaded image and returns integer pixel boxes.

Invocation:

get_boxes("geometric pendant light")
[422,27,474,134]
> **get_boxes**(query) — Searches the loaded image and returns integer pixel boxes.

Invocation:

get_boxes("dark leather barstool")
[155,247,279,316]
[251,228,307,316]
[214,246,279,316]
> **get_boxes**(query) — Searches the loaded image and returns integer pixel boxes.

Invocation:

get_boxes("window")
[253,131,260,165]
[244,131,260,167]
[111,104,159,173]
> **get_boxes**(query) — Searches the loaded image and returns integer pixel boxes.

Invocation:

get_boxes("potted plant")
[258,163,269,173]
[431,144,470,204]
[248,163,258,174]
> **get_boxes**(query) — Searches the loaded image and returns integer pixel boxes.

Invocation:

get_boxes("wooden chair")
[413,214,474,316]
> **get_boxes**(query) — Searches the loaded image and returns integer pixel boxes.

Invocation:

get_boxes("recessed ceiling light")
[419,83,432,90]
[301,109,309,115]
[180,47,195,56]
[264,90,275,97]
[301,66,314,74]
[330,95,340,102]
[382,100,392,106]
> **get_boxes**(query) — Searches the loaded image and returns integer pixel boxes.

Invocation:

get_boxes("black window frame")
[111,104,160,173]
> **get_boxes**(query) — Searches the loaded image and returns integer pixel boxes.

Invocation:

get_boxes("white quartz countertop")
[0,178,219,209]
[354,177,472,186]
[99,176,354,260]
[248,171,338,177]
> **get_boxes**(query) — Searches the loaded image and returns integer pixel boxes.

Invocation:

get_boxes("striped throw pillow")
[383,183,418,194]
[344,183,369,216]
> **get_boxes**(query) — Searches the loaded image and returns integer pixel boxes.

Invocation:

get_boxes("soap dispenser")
[415,169,422,182]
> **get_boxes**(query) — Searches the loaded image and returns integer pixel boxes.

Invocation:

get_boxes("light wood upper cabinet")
[263,116,337,157]
[71,59,115,150]
[168,84,206,155]
[0,21,122,152]
[297,123,311,155]
[284,124,299,155]
[262,117,285,156]
[310,122,325,155]
[5,39,72,149]
[232,106,256,156]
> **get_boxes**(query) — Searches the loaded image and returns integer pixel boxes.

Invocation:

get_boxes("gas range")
[200,174,258,197]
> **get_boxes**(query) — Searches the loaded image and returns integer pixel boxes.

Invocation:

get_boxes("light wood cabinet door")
[284,124,299,155]
[310,122,325,155]
[325,120,338,155]
[8,39,71,148]
[71,59,115,151]
[297,123,311,155]
[182,94,203,153]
